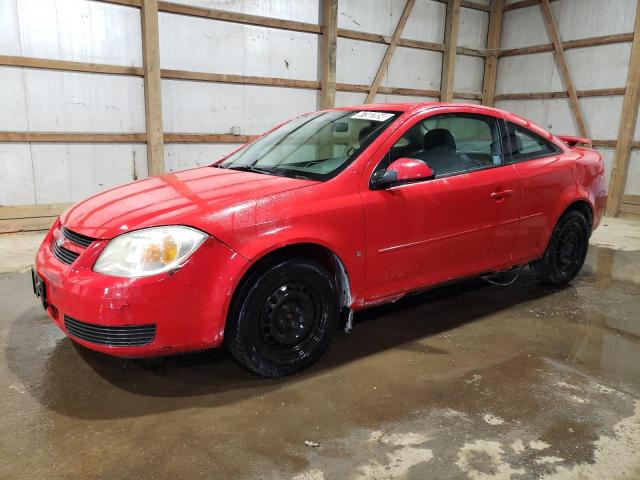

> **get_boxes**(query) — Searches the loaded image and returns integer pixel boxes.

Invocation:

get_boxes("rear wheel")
[226,258,339,377]
[532,210,590,286]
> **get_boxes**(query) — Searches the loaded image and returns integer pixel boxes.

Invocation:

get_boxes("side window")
[380,113,503,178]
[506,122,561,162]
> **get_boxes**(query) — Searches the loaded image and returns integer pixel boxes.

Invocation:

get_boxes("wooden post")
[482,0,504,106]
[319,0,338,109]
[607,0,640,217]
[540,0,588,138]
[141,0,165,176]
[365,0,416,103]
[440,0,461,101]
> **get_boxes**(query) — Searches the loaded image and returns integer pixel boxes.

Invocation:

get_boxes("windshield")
[216,110,400,181]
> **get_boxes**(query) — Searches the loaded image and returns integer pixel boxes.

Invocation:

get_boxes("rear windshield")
[216,110,399,181]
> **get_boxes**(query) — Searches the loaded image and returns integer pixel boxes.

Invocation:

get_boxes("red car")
[33,103,607,377]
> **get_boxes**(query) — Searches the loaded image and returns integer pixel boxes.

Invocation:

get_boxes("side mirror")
[370,158,435,190]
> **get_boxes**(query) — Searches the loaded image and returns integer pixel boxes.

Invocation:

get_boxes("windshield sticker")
[351,111,395,122]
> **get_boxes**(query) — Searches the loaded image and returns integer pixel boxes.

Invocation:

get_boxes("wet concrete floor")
[1,244,639,479]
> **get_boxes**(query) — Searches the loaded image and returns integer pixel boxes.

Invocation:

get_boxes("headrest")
[423,128,456,152]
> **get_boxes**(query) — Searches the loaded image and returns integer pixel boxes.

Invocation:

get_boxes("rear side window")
[506,122,561,161]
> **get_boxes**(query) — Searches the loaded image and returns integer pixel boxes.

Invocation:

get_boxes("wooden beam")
[503,0,560,12]
[0,203,72,221]
[0,203,72,234]
[164,134,257,143]
[91,0,142,8]
[432,0,490,11]
[499,32,635,57]
[460,0,491,11]
[0,132,147,142]
[158,1,321,34]
[623,194,640,206]
[607,1,640,216]
[495,87,626,101]
[482,0,504,106]
[619,202,640,217]
[540,0,588,138]
[319,0,338,109]
[161,69,319,90]
[337,82,481,100]
[0,217,58,234]
[141,0,165,176]
[0,55,143,76]
[441,0,461,101]
[366,0,415,103]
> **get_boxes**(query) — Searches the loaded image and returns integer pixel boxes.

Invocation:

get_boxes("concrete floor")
[1,219,640,479]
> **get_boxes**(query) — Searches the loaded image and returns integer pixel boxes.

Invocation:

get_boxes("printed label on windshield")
[351,111,395,122]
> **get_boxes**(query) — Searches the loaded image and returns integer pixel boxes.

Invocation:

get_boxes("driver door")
[360,111,522,304]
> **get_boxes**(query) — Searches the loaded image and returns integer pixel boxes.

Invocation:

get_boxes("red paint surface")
[35,103,606,357]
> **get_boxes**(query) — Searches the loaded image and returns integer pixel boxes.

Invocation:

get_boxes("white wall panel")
[582,96,624,140]
[458,7,488,50]
[0,67,29,131]
[167,0,320,24]
[595,147,615,187]
[164,143,243,172]
[0,0,142,66]
[496,52,563,94]
[337,0,405,37]
[0,144,36,205]
[501,6,549,49]
[30,144,147,204]
[385,47,442,90]
[551,0,636,42]
[159,12,318,80]
[0,68,145,133]
[565,44,631,91]
[337,37,386,85]
[625,151,640,195]
[374,94,438,104]
[495,98,577,134]
[453,98,481,105]
[335,91,367,107]
[0,144,146,205]
[403,0,446,44]
[162,80,317,135]
[454,55,484,93]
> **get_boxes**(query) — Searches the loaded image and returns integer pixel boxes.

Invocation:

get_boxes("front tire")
[226,258,339,377]
[532,210,590,286]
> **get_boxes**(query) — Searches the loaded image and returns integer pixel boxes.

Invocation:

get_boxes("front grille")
[64,316,156,347]
[62,227,95,248]
[51,241,80,265]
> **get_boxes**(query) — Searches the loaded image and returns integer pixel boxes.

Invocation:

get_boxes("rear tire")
[225,258,339,377]
[532,210,589,286]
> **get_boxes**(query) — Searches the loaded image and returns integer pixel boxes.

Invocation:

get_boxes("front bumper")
[34,221,248,357]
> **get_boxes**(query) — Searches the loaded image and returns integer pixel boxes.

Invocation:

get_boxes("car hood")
[60,167,318,239]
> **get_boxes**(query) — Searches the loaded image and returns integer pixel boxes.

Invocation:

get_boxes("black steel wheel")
[532,210,590,286]
[226,258,339,377]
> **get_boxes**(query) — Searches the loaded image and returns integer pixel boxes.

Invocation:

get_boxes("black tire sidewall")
[227,259,339,377]
[538,210,589,285]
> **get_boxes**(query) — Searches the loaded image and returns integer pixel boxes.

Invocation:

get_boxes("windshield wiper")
[227,165,275,175]
[223,164,312,180]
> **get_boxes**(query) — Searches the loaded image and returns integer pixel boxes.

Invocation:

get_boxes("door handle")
[490,189,514,199]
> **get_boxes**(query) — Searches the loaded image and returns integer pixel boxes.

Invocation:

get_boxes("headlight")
[93,226,207,278]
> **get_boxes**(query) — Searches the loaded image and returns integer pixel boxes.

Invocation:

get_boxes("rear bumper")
[34,221,248,357]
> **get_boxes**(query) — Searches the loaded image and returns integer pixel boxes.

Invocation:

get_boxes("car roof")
[334,102,506,116]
